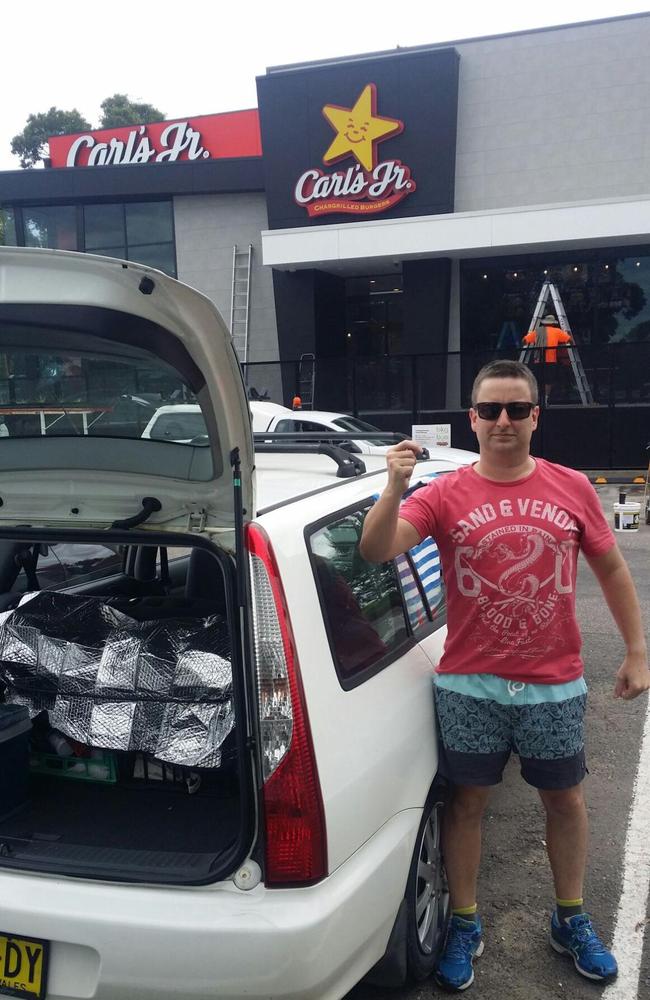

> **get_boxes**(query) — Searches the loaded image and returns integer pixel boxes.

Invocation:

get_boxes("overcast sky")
[1,0,649,172]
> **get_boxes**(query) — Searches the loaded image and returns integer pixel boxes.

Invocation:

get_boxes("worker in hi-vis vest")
[522,313,573,404]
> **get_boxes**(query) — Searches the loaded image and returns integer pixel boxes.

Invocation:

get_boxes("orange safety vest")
[523,326,572,364]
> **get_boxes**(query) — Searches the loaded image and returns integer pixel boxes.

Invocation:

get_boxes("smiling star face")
[322,84,403,172]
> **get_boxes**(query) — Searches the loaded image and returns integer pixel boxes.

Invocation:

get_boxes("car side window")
[296,420,328,433]
[275,418,326,433]
[308,507,409,683]
[15,543,124,592]
[274,418,298,433]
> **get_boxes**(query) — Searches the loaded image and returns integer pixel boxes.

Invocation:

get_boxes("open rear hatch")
[0,248,257,883]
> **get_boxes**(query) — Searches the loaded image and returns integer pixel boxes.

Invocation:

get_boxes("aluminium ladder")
[230,244,253,367]
[519,280,593,405]
[298,353,316,409]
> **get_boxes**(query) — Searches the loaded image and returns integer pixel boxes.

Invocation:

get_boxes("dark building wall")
[402,259,451,354]
[272,268,348,407]
[272,269,317,359]
[401,259,451,410]
[314,272,347,410]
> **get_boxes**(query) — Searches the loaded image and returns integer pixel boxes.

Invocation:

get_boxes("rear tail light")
[246,524,327,886]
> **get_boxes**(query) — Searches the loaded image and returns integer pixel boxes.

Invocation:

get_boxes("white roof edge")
[262,195,650,269]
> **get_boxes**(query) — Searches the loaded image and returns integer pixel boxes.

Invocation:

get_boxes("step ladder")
[230,244,253,366]
[298,353,316,409]
[519,280,593,405]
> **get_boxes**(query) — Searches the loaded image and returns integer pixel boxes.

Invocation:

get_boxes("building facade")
[1,13,649,466]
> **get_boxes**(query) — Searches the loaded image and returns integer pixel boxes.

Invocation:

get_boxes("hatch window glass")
[309,507,408,682]
[0,323,201,445]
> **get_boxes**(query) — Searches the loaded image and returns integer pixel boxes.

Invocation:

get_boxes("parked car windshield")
[332,416,396,446]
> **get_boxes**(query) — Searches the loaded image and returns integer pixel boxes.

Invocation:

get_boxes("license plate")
[0,933,49,1000]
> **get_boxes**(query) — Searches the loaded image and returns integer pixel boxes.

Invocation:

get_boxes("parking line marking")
[602,698,650,1000]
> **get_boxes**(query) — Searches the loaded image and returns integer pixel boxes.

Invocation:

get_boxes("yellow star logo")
[322,84,403,173]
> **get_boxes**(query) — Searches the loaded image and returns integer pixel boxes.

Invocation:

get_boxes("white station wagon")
[0,247,477,1000]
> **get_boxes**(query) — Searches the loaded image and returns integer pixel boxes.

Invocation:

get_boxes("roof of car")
[255,452,469,513]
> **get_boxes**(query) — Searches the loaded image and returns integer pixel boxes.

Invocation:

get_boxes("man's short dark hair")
[471,360,539,406]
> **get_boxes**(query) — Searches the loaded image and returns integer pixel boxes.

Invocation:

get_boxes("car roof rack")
[253,434,366,477]
[253,430,429,476]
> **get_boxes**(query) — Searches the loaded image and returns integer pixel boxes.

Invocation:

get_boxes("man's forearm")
[359,487,403,562]
[598,562,647,656]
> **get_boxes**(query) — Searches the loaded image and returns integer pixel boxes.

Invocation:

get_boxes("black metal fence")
[243,342,650,470]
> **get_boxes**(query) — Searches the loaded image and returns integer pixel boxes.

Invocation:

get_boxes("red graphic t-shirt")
[399,459,614,683]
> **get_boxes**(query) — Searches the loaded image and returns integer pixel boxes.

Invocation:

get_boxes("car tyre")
[406,788,449,981]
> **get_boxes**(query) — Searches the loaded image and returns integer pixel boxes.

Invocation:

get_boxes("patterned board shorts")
[434,673,588,790]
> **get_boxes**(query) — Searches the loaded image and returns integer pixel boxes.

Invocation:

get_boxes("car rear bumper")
[0,809,420,1000]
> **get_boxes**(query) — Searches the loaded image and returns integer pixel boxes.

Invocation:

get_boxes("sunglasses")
[475,401,535,421]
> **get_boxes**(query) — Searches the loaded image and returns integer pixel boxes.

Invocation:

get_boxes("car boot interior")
[0,539,249,885]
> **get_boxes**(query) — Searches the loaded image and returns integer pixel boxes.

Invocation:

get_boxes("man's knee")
[538,784,586,819]
[448,784,492,824]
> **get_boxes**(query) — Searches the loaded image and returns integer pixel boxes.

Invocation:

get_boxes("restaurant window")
[0,207,17,247]
[459,248,650,405]
[461,248,650,355]
[23,206,78,251]
[83,201,176,276]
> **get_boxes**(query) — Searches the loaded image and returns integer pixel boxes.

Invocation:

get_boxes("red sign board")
[48,110,262,168]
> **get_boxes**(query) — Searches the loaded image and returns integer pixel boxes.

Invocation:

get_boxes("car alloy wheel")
[406,795,449,979]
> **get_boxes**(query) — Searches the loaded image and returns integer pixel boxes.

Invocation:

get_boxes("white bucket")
[613,501,641,532]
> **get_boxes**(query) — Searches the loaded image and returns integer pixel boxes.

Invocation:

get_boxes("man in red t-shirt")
[360,359,648,991]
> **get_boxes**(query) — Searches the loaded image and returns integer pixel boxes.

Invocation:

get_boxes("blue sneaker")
[435,915,484,991]
[550,912,618,981]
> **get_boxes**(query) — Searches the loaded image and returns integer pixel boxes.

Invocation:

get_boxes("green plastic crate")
[29,749,118,784]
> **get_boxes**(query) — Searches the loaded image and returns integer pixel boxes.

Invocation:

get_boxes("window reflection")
[460,249,650,405]
[23,206,77,251]
[461,250,650,352]
[83,201,176,276]
[0,207,17,247]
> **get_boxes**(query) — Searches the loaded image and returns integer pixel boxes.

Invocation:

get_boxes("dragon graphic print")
[399,461,615,684]
[453,518,577,659]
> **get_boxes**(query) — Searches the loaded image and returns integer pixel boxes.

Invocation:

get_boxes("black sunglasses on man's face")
[474,401,535,421]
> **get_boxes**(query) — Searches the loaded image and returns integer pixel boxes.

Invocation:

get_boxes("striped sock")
[453,903,478,923]
[556,898,584,922]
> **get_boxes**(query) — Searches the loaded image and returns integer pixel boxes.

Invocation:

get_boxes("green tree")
[11,96,165,168]
[99,94,163,129]
[11,108,92,168]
